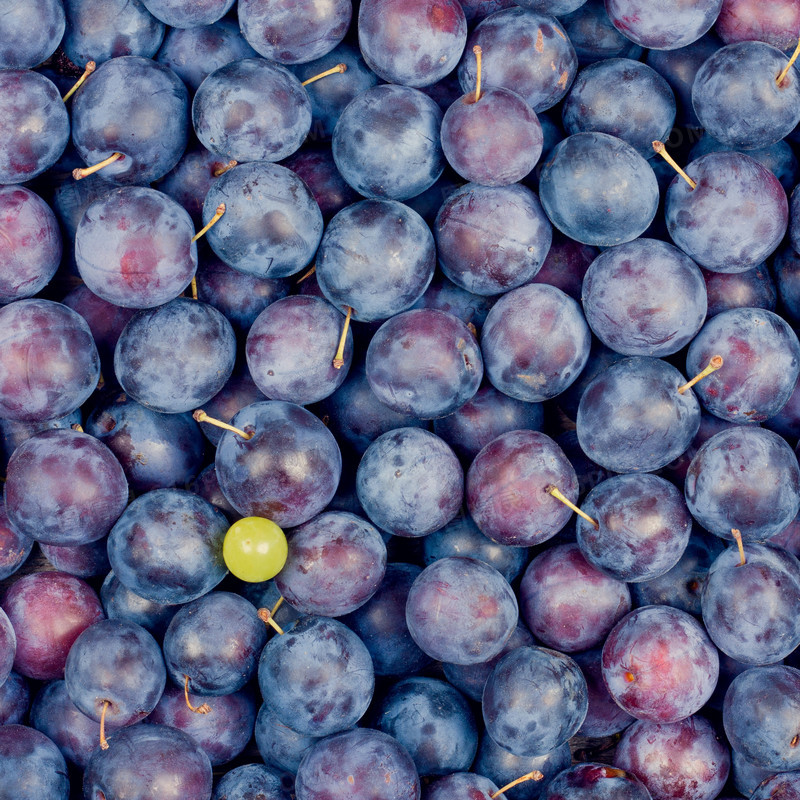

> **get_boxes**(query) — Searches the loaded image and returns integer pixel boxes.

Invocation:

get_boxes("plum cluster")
[2,1,800,800]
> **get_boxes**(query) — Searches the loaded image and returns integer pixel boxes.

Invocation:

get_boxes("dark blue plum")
[64,618,166,729]
[213,763,292,800]
[702,263,777,318]
[258,616,374,737]
[295,727,420,800]
[750,772,800,800]
[163,591,266,696]
[613,716,731,800]
[157,20,257,93]
[692,40,800,149]
[576,356,701,473]
[434,183,552,296]
[63,0,165,67]
[443,622,535,703]
[365,309,483,419]
[0,0,65,68]
[254,702,323,774]
[4,428,128,546]
[481,283,591,402]
[775,243,800,327]
[405,556,518,665]
[0,186,61,304]
[573,649,635,738]
[538,132,659,247]
[0,608,13,689]
[40,538,111,578]
[685,426,800,542]
[542,763,651,800]
[148,686,257,766]
[520,542,631,652]
[246,295,353,405]
[0,70,69,186]
[86,392,205,493]
[282,146,360,220]
[723,665,800,772]
[0,671,30,725]
[631,530,725,616]
[342,563,432,677]
[358,0,467,88]
[374,677,478,777]
[356,427,463,537]
[239,0,351,64]
[72,56,189,185]
[0,725,69,800]
[577,473,693,583]
[605,0,722,49]
[424,773,499,800]
[275,511,386,617]
[702,543,800,664]
[0,500,33,581]
[83,724,212,800]
[214,400,341,527]
[316,200,436,322]
[140,0,235,27]
[332,84,445,201]
[562,58,675,158]
[317,363,426,455]
[75,186,197,309]
[467,429,578,546]
[422,512,529,583]
[114,297,236,414]
[715,0,800,49]
[100,572,179,639]
[665,152,788,273]
[433,385,544,465]
[602,606,719,723]
[107,488,229,604]
[561,0,644,66]
[441,86,543,187]
[459,0,515,23]
[458,8,577,112]
[290,45,378,142]
[528,231,598,303]
[203,161,323,279]
[483,646,588,757]
[30,679,102,768]
[193,59,310,164]
[581,238,707,357]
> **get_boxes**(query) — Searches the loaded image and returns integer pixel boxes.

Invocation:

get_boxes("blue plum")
[254,702,322,774]
[0,0,65,68]
[542,763,651,800]
[213,763,292,800]
[140,0,235,27]
[0,725,68,800]
[605,0,722,49]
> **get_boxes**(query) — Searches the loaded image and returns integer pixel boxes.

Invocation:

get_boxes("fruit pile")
[2,0,800,798]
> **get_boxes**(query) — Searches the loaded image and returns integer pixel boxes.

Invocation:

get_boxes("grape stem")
[73,152,124,181]
[302,63,347,87]
[777,37,800,86]
[652,141,696,190]
[62,60,95,103]
[677,355,723,395]
[545,484,599,530]
[333,306,353,369]
[489,771,544,798]
[192,409,253,440]
[183,674,211,714]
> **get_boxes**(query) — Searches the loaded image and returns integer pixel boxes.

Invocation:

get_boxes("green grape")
[223,516,288,582]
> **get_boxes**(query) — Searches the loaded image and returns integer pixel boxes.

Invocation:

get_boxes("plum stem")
[333,306,353,369]
[70,423,84,433]
[73,152,124,180]
[192,203,226,243]
[490,771,544,798]
[473,45,483,102]
[777,37,800,86]
[296,264,316,283]
[183,674,211,714]
[731,528,746,566]
[192,409,253,440]
[301,63,347,87]
[791,734,799,747]
[62,60,95,103]
[601,768,629,778]
[190,275,198,300]
[212,159,237,178]
[652,141,696,190]
[545,484,599,530]
[677,355,723,394]
[258,606,285,635]
[99,699,110,750]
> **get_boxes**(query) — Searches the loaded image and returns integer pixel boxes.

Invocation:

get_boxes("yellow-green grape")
[223,516,288,582]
